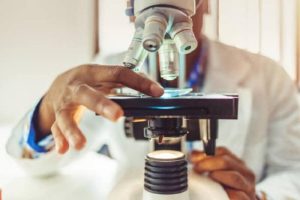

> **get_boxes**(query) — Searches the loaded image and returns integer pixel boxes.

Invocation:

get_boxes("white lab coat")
[6,40,300,199]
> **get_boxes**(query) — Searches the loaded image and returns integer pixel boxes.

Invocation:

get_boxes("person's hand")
[36,64,164,154]
[190,147,257,200]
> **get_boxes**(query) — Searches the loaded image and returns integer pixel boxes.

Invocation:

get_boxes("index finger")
[78,65,164,97]
[190,147,244,164]
[193,154,255,182]
[193,154,241,173]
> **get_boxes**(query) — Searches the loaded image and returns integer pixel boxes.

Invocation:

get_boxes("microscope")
[109,0,239,199]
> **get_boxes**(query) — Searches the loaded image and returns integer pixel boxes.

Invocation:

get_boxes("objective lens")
[159,39,180,81]
[123,27,148,70]
[134,49,148,72]
[142,14,168,52]
[170,22,198,54]
[173,29,197,54]
[144,150,188,195]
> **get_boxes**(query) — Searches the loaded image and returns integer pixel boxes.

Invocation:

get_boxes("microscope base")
[108,171,229,200]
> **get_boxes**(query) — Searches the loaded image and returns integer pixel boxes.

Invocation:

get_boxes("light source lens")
[147,150,184,160]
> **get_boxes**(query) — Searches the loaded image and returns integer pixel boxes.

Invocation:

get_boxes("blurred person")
[6,0,300,199]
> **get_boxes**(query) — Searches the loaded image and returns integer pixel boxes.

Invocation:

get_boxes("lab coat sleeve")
[256,60,300,199]
[5,106,96,177]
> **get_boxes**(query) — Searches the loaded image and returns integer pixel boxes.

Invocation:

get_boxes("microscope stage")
[110,94,238,119]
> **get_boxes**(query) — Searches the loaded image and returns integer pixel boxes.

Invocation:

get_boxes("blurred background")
[0,0,299,123]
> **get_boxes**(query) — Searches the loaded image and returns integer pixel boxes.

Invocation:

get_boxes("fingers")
[193,154,253,178]
[52,83,124,154]
[226,189,251,200]
[189,150,207,163]
[191,147,256,182]
[95,87,115,94]
[210,171,254,194]
[93,83,124,93]
[109,67,164,97]
[51,122,69,154]
[78,65,164,97]
[192,149,242,172]
[72,84,124,121]
[193,154,235,172]
[216,147,244,164]
[191,147,256,199]
[190,147,243,164]
[93,82,123,89]
[55,110,86,151]
[46,64,163,155]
